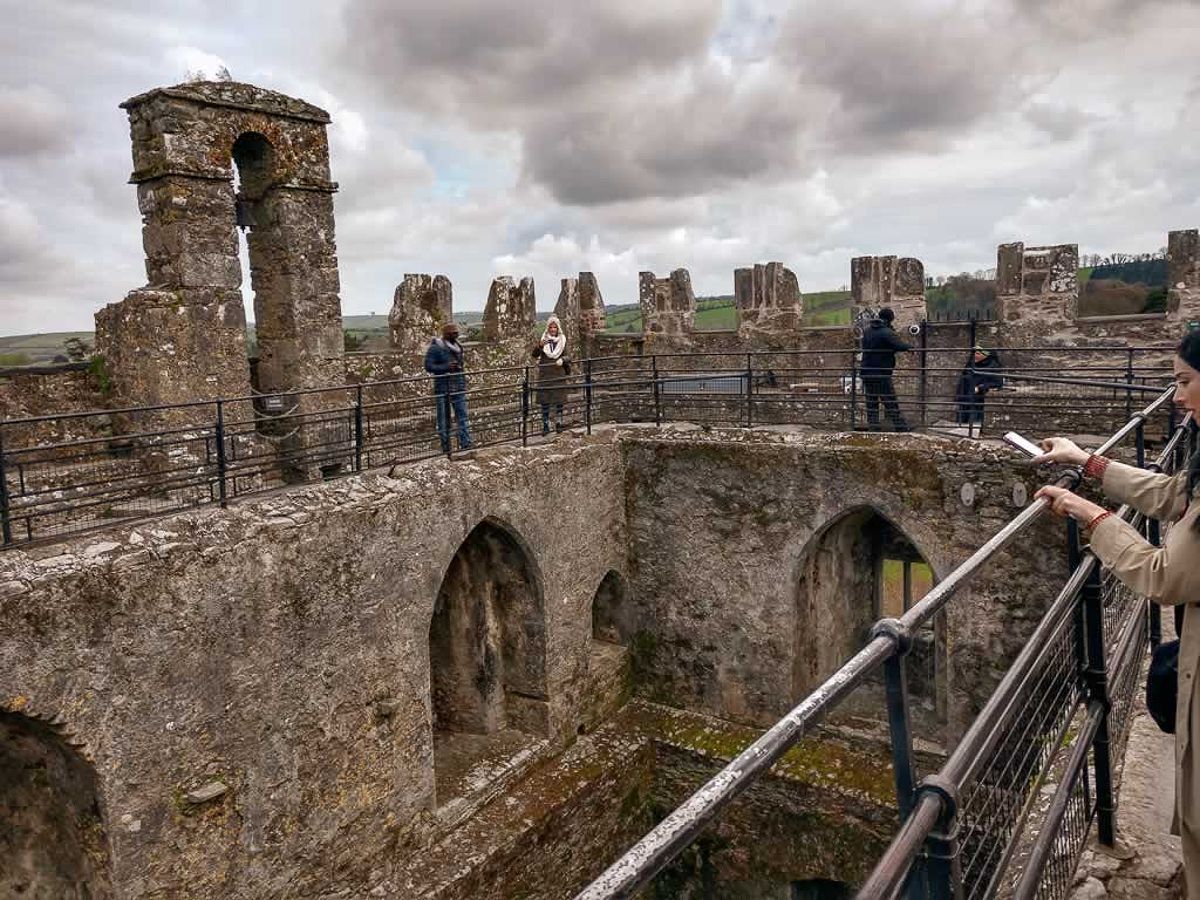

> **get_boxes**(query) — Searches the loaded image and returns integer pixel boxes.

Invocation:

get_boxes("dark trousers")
[541,403,564,433]
[435,390,471,452]
[864,376,909,431]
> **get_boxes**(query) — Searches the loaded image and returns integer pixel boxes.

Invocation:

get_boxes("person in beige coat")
[1034,329,1200,898]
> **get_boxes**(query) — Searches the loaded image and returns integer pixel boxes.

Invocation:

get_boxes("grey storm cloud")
[339,0,722,115]
[336,0,818,205]
[0,86,72,158]
[775,3,1015,153]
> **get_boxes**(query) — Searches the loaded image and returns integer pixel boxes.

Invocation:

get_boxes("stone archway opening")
[793,507,940,720]
[0,711,112,898]
[232,131,274,389]
[591,569,631,646]
[429,519,549,808]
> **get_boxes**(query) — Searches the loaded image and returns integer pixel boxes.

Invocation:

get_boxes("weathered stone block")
[483,276,536,341]
[995,241,1078,326]
[389,274,453,355]
[1169,229,1200,323]
[735,261,802,335]
[639,269,695,335]
[850,255,926,327]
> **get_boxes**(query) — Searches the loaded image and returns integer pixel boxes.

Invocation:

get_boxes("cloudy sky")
[1,0,1198,335]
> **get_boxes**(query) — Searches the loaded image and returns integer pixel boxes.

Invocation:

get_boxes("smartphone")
[1003,431,1043,458]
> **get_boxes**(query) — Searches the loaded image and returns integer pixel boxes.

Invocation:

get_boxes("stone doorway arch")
[0,710,112,898]
[429,518,548,807]
[792,506,942,720]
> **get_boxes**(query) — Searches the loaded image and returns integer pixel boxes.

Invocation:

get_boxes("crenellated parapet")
[388,274,453,356]
[851,256,925,329]
[639,269,695,336]
[554,272,607,350]
[483,276,537,342]
[996,242,1079,327]
[735,262,802,336]
[1168,229,1200,324]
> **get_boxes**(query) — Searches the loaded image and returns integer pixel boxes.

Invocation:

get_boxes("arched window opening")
[794,508,940,719]
[791,878,853,900]
[591,569,631,646]
[0,711,112,898]
[231,132,276,388]
[429,520,548,807]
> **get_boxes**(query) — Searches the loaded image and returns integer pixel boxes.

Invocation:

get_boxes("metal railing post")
[585,359,593,436]
[850,352,859,431]
[872,620,917,820]
[745,353,754,428]
[354,385,364,472]
[652,355,661,426]
[1082,557,1116,846]
[0,426,12,545]
[521,366,530,446]
[215,400,229,507]
[1124,349,1135,422]
[920,779,963,900]
[919,319,929,428]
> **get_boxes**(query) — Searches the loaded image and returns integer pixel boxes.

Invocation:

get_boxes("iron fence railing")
[574,385,1188,900]
[0,345,1177,547]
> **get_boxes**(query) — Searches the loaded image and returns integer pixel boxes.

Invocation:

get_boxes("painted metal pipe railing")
[0,345,1175,547]
[576,385,1179,900]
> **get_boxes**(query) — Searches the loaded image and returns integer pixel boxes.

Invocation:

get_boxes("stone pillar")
[554,272,606,352]
[578,272,606,336]
[98,81,348,481]
[639,269,695,336]
[1168,229,1200,324]
[483,276,536,341]
[850,256,926,329]
[389,274,453,356]
[100,82,346,414]
[995,242,1079,326]
[554,277,581,349]
[734,261,802,336]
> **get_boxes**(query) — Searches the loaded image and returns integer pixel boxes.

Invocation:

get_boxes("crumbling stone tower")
[97,82,345,413]
[735,262,802,336]
[640,269,696,335]
[389,274,453,357]
[996,242,1079,327]
[850,256,926,329]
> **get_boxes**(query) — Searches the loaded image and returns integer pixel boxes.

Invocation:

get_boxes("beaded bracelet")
[1086,511,1113,533]
[1083,454,1110,481]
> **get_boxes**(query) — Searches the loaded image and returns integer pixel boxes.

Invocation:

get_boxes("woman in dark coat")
[536,315,569,434]
[954,346,1004,425]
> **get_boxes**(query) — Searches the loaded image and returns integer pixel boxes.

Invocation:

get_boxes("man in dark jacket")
[954,346,1004,425]
[424,322,472,453]
[859,307,911,432]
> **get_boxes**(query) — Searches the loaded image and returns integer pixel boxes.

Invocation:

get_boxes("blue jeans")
[435,390,471,452]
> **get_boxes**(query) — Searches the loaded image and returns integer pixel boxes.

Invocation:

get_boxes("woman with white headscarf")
[536,315,569,435]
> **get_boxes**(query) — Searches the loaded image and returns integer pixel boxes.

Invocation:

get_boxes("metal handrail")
[576,385,1177,900]
[858,403,1190,900]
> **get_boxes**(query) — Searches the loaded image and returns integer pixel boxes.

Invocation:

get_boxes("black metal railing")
[0,344,1176,547]
[574,386,1187,900]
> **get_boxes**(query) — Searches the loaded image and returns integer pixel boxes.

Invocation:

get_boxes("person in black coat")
[859,308,911,432]
[954,347,1004,425]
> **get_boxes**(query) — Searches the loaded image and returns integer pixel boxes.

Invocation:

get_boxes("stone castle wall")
[0,430,1067,895]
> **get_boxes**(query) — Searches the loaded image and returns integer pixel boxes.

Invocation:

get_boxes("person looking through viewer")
[1033,328,1200,899]
[860,307,912,432]
[423,322,472,454]
[536,315,569,435]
